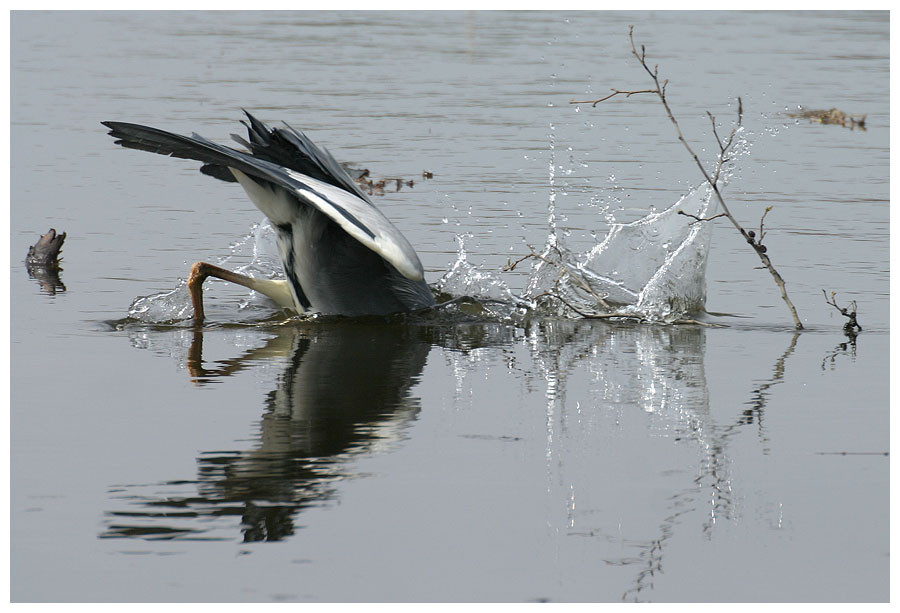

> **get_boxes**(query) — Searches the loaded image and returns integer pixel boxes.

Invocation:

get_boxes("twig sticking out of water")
[823,290,862,336]
[25,228,67,295]
[505,244,611,310]
[677,210,727,225]
[571,25,805,331]
[570,88,659,106]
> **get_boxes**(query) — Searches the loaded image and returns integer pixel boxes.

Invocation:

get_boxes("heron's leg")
[188,262,212,324]
[188,261,257,325]
[188,261,295,324]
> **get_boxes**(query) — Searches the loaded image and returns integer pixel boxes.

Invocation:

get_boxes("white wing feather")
[230,167,425,282]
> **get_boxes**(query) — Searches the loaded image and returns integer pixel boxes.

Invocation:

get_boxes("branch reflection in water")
[621,331,804,602]
[523,320,804,602]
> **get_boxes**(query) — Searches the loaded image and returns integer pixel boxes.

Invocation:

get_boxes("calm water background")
[10,11,889,602]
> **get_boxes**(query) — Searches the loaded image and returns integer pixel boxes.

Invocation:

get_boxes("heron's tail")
[102,111,369,202]
[102,119,267,183]
[233,110,370,202]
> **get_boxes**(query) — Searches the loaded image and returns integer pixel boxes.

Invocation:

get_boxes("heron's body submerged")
[103,111,435,320]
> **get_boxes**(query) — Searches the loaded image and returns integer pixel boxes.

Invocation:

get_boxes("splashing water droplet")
[126,218,285,324]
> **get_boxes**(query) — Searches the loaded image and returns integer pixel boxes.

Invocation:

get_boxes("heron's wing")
[102,120,425,281]
[234,110,372,204]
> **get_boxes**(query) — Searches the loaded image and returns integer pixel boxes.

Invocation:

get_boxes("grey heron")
[103,111,435,323]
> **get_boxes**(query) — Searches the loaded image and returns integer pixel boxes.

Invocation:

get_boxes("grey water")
[10,11,889,602]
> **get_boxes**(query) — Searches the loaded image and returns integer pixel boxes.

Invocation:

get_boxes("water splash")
[558,182,717,320]
[127,220,284,324]
[433,233,517,304]
[127,283,194,324]
[511,127,749,322]
[430,182,727,324]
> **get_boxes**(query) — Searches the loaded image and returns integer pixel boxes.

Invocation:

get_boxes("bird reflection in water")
[103,323,431,543]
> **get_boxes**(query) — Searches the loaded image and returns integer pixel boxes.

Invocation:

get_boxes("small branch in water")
[677,210,728,225]
[543,287,721,326]
[570,88,659,107]
[503,250,539,273]
[505,244,611,310]
[823,290,862,335]
[579,25,804,330]
[26,228,65,269]
[25,228,67,295]
[757,206,771,245]
[707,111,725,153]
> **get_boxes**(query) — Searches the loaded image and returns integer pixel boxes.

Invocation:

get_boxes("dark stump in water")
[26,228,66,294]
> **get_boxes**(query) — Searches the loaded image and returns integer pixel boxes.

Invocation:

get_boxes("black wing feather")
[103,111,368,202]
[236,111,371,203]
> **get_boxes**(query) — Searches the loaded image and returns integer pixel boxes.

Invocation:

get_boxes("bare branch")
[570,88,658,107]
[823,290,862,334]
[677,209,728,225]
[758,205,772,244]
[506,245,612,310]
[582,26,804,330]
[707,111,725,153]
[503,250,537,272]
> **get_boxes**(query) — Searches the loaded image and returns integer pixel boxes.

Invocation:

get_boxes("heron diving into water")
[102,111,435,323]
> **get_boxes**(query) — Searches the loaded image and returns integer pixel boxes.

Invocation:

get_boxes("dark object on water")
[341,164,370,181]
[102,111,435,323]
[25,228,66,294]
[787,107,867,131]
[26,228,65,268]
[343,163,420,196]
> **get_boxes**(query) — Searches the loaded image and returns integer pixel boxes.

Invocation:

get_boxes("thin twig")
[823,289,862,334]
[506,244,611,309]
[571,88,658,107]
[677,210,728,225]
[544,287,722,326]
[758,206,772,244]
[707,111,725,153]
[503,251,536,272]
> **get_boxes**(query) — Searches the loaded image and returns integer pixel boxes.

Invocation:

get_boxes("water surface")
[10,10,889,602]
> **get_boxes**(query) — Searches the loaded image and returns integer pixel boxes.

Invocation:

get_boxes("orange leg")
[188,261,252,325]
[188,262,212,324]
[187,261,295,325]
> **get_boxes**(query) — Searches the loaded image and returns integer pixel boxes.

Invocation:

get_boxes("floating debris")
[342,163,427,196]
[25,228,66,294]
[341,164,370,181]
[788,107,867,131]
[26,228,65,269]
